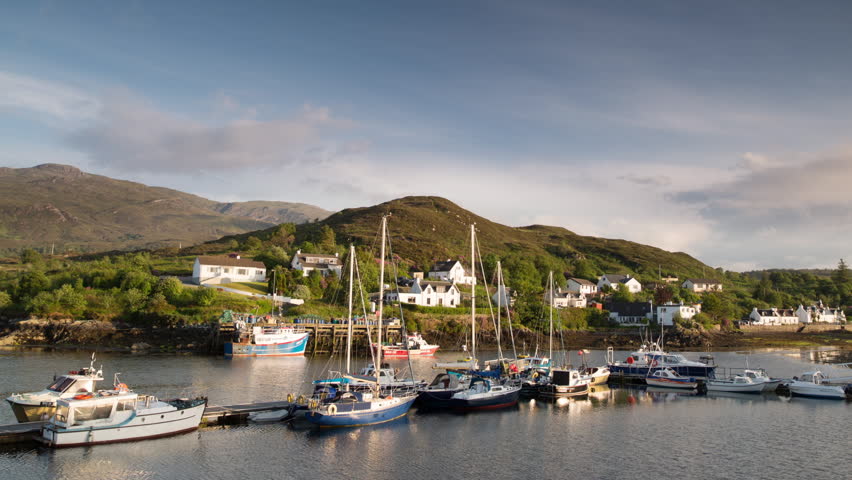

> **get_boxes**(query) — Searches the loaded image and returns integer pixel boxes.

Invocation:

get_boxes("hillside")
[210,196,720,283]
[0,164,332,253]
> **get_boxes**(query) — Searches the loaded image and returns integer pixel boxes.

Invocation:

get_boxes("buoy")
[73,393,93,400]
[626,356,634,364]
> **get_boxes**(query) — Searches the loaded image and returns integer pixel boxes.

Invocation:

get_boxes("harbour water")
[1,347,849,480]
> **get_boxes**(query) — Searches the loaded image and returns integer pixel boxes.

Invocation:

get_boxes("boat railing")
[712,367,769,380]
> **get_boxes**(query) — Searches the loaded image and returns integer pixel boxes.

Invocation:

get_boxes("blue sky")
[2,1,852,270]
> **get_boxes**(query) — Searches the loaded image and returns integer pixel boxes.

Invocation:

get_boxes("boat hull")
[609,364,716,380]
[40,402,206,448]
[416,388,464,409]
[447,389,520,411]
[538,382,590,399]
[645,378,697,389]
[6,400,56,423]
[225,332,309,357]
[706,381,766,394]
[304,396,417,427]
[788,383,848,400]
[378,346,439,358]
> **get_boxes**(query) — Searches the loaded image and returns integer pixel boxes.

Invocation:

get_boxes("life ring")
[116,383,129,392]
[73,393,93,400]
[327,404,337,415]
[626,356,634,364]
[651,360,659,367]
[287,393,294,403]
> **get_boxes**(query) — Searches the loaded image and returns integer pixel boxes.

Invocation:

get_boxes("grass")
[221,282,268,295]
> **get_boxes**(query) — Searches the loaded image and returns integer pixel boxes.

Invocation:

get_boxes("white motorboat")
[447,376,521,410]
[645,367,698,389]
[538,369,591,399]
[249,408,291,423]
[788,371,851,400]
[6,354,104,422]
[707,374,767,393]
[41,384,206,447]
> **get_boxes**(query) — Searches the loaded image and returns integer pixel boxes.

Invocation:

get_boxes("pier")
[213,322,404,354]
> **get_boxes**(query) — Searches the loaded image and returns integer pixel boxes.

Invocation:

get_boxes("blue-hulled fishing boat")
[225,325,309,357]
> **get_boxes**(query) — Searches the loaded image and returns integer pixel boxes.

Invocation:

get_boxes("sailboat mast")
[376,216,387,386]
[496,261,502,360]
[549,271,554,365]
[470,224,476,363]
[346,244,355,374]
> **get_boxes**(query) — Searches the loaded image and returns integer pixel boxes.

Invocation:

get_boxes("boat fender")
[532,372,539,379]
[117,383,129,393]
[327,404,337,415]
[73,393,93,400]
[287,393,294,403]
[297,395,307,405]
[308,399,318,409]
[626,357,634,364]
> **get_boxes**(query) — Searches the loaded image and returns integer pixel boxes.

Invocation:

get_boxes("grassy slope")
[0,164,331,253]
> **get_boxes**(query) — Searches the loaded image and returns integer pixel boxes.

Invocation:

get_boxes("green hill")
[0,164,332,254]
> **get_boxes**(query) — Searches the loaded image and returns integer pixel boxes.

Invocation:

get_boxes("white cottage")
[796,303,846,324]
[545,289,587,308]
[386,278,461,308]
[291,250,343,277]
[749,308,799,325]
[682,278,723,293]
[597,274,642,293]
[193,255,266,285]
[567,277,598,295]
[428,260,475,286]
[656,302,702,326]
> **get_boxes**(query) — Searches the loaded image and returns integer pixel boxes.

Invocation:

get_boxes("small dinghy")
[249,409,291,423]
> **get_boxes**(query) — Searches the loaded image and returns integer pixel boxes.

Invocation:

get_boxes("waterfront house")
[385,278,461,308]
[193,255,266,285]
[748,307,799,325]
[597,274,642,293]
[682,278,723,293]
[607,301,653,325]
[545,288,587,308]
[291,250,343,277]
[428,260,475,285]
[796,302,846,324]
[566,277,598,295]
[657,302,702,326]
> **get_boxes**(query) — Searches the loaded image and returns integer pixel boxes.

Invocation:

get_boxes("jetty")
[0,400,296,445]
[213,322,404,354]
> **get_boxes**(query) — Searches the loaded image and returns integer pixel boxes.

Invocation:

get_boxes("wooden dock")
[0,400,297,445]
[215,322,404,354]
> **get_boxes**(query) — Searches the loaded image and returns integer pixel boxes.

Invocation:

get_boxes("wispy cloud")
[0,71,101,120]
[66,91,354,172]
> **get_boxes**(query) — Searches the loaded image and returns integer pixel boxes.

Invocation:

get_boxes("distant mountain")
[0,164,332,253]
[215,195,719,282]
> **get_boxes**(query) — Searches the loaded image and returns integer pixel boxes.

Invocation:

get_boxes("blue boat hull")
[225,333,309,357]
[446,389,520,411]
[609,364,716,379]
[304,396,417,427]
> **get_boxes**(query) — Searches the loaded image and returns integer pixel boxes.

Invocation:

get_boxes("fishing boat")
[372,332,439,358]
[576,349,610,385]
[305,224,418,427]
[787,371,851,400]
[447,376,520,411]
[40,382,206,447]
[225,324,310,357]
[707,369,780,394]
[6,354,104,423]
[606,344,717,380]
[538,369,590,399]
[645,367,698,390]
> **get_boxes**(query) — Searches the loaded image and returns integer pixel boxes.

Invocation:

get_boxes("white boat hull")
[706,380,766,393]
[42,403,206,447]
[788,382,847,400]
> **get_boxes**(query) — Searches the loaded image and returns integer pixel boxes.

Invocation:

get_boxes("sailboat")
[536,271,590,399]
[447,224,521,411]
[305,218,418,427]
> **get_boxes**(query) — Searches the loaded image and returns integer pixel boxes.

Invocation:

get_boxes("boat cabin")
[52,392,144,428]
[551,369,583,386]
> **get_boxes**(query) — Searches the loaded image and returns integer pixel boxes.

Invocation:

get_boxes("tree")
[292,285,313,300]
[17,270,50,300]
[612,286,634,303]
[269,223,296,248]
[833,259,850,286]
[20,248,43,266]
[653,285,675,305]
[154,277,184,303]
[0,291,11,310]
[316,225,336,253]
[243,236,263,251]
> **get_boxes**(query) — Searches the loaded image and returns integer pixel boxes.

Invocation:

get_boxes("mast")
[376,216,387,387]
[496,261,502,361]
[548,271,554,365]
[346,244,355,374]
[470,223,476,364]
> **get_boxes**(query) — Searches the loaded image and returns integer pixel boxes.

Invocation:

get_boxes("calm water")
[1,347,850,480]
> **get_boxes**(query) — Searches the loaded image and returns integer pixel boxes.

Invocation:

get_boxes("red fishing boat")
[372,332,439,358]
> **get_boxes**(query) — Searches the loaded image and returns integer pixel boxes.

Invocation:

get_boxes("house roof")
[421,280,454,289]
[606,301,652,316]
[686,278,722,284]
[297,253,338,260]
[602,274,636,284]
[568,277,595,286]
[197,256,265,269]
[429,260,460,273]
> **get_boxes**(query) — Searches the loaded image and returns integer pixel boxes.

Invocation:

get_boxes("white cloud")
[0,71,101,120]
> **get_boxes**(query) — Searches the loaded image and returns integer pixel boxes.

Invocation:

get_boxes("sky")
[1,1,851,271]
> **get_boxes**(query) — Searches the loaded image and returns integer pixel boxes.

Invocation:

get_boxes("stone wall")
[739,323,846,333]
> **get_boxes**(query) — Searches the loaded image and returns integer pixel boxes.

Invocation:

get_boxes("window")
[117,399,135,412]
[426,298,431,305]
[47,377,75,393]
[72,403,114,424]
[224,268,231,273]
[237,268,247,275]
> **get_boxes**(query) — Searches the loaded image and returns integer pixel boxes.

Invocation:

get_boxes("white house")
[386,278,461,308]
[656,302,702,326]
[682,278,723,293]
[597,274,642,293]
[193,255,266,285]
[492,285,515,307]
[797,303,846,324]
[545,289,587,308]
[291,250,343,277]
[749,308,799,325]
[567,277,598,295]
[428,260,475,285]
